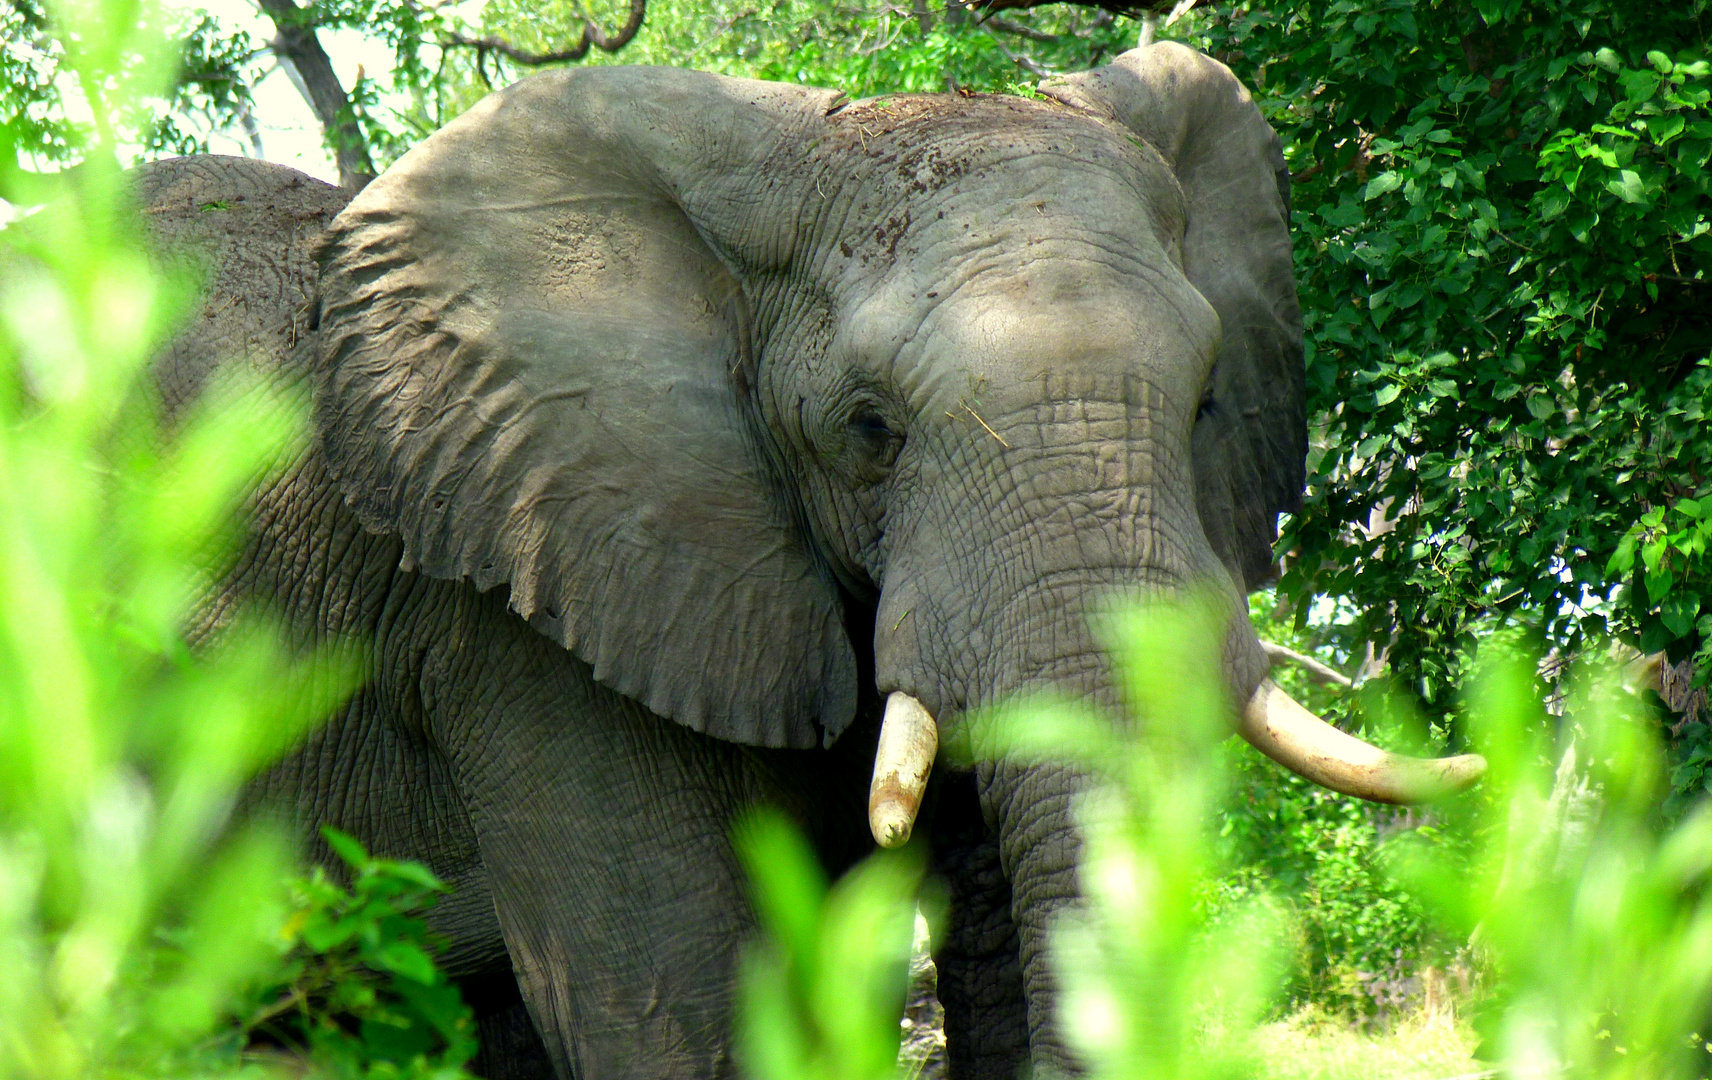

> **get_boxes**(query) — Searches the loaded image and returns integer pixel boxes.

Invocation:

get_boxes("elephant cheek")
[871,580,937,709]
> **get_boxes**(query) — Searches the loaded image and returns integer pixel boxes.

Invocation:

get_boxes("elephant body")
[143,158,880,1079]
[139,44,1305,1080]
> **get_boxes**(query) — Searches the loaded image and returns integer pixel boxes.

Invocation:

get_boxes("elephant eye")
[851,409,894,439]
[843,407,902,477]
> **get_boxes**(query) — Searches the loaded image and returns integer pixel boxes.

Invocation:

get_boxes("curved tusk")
[1239,678,1486,804]
[869,692,939,848]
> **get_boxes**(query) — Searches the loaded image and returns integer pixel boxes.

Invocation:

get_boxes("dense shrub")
[241,829,479,1079]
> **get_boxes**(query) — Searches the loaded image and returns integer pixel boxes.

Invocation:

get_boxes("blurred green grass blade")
[735,808,931,1080]
[735,808,830,989]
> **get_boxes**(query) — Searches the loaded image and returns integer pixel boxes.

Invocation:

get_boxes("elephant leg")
[928,770,1031,1080]
[421,588,789,1080]
[461,969,557,1080]
[246,682,510,978]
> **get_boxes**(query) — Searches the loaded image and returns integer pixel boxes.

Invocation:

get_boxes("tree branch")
[969,0,1208,18]
[1645,273,1710,287]
[433,0,647,65]
[977,21,1053,77]
[1261,640,1355,688]
[979,15,1060,42]
[255,0,374,189]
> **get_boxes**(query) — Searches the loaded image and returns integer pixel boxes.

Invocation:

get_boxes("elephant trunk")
[968,647,1123,1076]
[865,394,1483,1070]
[983,752,1086,1075]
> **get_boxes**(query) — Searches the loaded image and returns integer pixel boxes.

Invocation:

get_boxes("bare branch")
[1261,640,1355,689]
[979,15,1060,42]
[434,0,647,65]
[977,20,1053,78]
[1646,273,1710,288]
[969,0,1209,18]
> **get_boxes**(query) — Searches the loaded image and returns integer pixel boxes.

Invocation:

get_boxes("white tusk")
[1239,678,1486,804]
[869,692,939,848]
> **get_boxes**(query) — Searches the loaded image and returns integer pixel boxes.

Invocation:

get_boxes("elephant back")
[137,155,352,424]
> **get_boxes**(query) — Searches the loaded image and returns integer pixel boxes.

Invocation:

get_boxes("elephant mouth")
[865,683,1487,848]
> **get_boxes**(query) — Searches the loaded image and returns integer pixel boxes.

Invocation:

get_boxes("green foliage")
[1213,592,1473,1018]
[734,808,931,1080]
[0,0,365,1074]
[1176,2,1711,711]
[1405,658,1712,1078]
[474,0,1136,99]
[1610,487,1712,673]
[0,0,267,169]
[1215,747,1453,1018]
[242,828,478,1080]
[742,604,1712,1079]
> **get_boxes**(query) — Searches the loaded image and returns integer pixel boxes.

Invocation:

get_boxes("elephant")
[134,41,1483,1080]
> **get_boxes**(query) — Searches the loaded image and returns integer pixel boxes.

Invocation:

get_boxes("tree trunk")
[255,0,375,190]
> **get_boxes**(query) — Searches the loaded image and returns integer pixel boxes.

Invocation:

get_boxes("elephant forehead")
[761,92,1189,279]
[835,241,1219,418]
[920,274,1217,413]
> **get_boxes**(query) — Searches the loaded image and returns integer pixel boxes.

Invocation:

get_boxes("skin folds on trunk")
[870,391,1257,1072]
[867,398,1479,1071]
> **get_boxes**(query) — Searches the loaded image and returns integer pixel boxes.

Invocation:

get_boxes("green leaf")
[300,915,362,952]
[372,859,446,893]
[1390,282,1426,309]
[1605,169,1647,203]
[1620,68,1661,102]
[1661,593,1701,638]
[371,940,442,984]
[1364,172,1403,200]
[1374,383,1402,407]
[1608,533,1640,575]
[1647,114,1687,144]
[1648,50,1673,74]
[1471,0,1516,25]
[321,826,373,872]
[1647,566,1675,605]
[1526,394,1555,420]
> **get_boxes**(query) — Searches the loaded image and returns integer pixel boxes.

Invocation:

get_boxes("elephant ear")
[314,68,857,749]
[1042,42,1305,591]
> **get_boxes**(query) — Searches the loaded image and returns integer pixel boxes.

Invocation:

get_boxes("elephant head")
[312,42,1481,1070]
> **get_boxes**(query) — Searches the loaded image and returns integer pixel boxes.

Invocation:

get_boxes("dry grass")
[1253,1006,1487,1080]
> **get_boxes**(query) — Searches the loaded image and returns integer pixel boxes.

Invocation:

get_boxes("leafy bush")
[1207,594,1477,1020]
[1214,751,1455,1020]
[241,828,478,1080]
[1180,2,1712,709]
[0,5,348,1075]
[0,4,474,1077]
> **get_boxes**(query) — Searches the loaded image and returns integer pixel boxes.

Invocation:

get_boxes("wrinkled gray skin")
[142,41,1301,1080]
